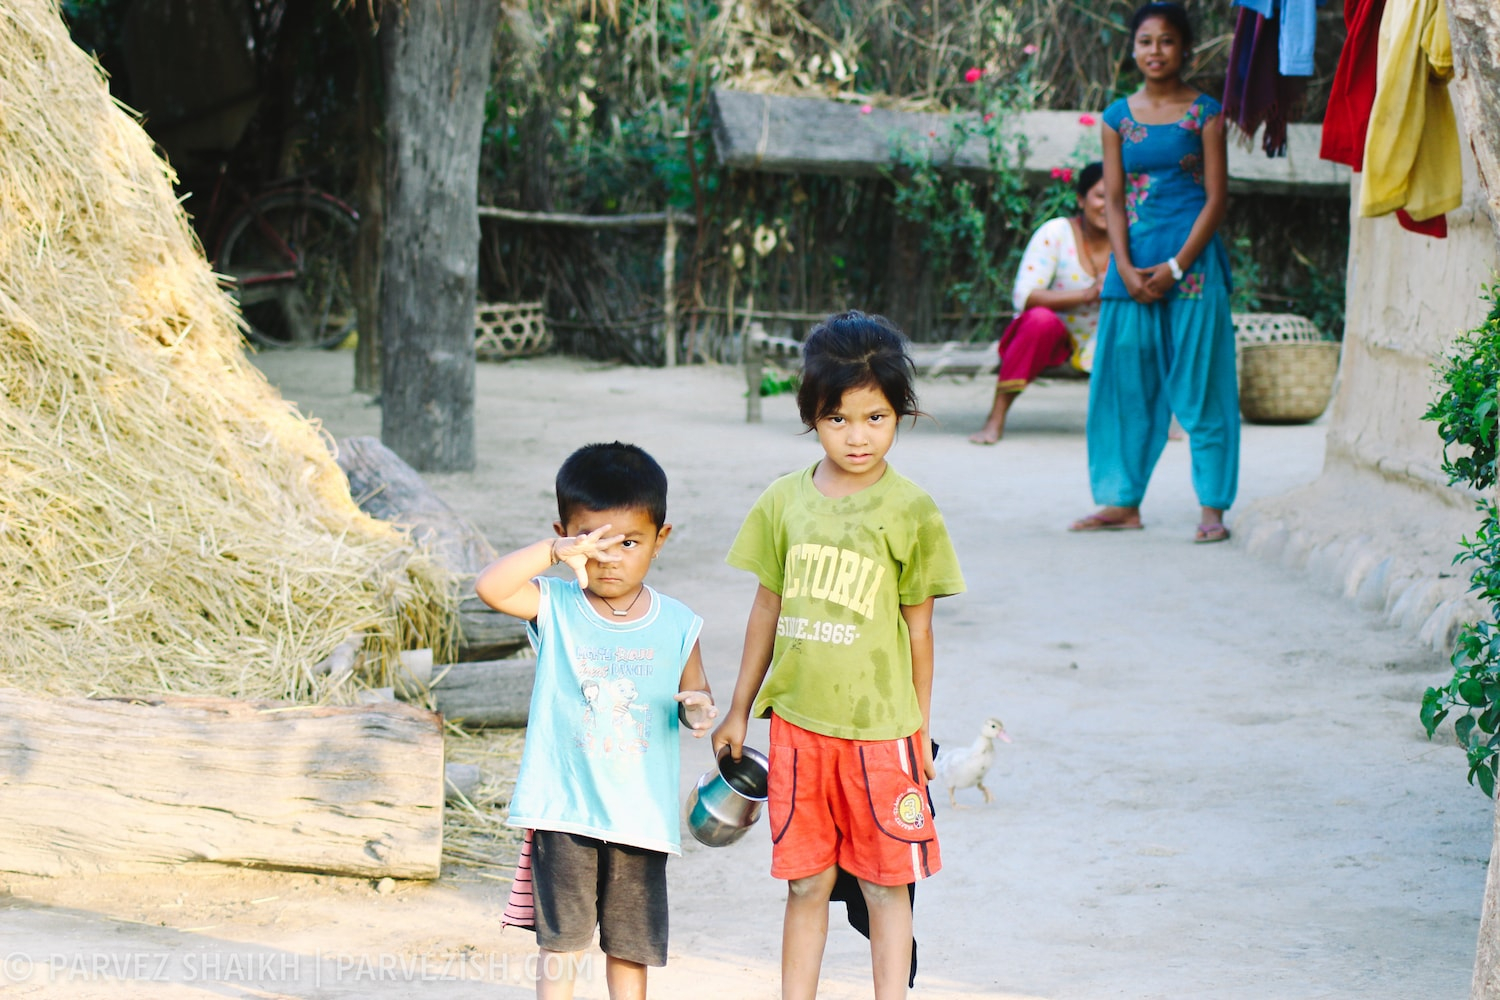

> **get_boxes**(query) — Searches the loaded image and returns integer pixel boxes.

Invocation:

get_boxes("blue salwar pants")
[1086,285,1240,511]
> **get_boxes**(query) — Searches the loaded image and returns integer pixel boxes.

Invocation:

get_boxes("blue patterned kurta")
[1089,93,1239,511]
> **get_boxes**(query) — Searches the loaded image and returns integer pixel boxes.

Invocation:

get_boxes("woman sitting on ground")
[970,161,1111,445]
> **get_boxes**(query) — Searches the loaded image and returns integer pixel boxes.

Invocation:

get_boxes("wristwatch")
[1167,257,1184,281]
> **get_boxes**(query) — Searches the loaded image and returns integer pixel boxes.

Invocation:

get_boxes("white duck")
[934,718,1011,807]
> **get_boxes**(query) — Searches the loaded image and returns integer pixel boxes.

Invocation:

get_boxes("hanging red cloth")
[1320,0,1386,169]
[1396,208,1447,237]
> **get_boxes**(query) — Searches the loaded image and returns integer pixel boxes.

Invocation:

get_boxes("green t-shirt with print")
[726,463,966,741]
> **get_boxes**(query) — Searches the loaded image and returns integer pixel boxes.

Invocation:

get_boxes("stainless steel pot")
[685,745,769,847]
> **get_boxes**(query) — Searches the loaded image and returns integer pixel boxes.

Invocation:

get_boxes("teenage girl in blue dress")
[1069,1,1238,544]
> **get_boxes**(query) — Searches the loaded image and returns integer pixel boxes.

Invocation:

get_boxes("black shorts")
[530,830,669,967]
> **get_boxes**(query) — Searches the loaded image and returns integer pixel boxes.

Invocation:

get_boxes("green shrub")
[1421,287,1500,795]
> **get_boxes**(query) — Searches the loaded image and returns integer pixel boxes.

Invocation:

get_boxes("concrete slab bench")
[742,321,1083,422]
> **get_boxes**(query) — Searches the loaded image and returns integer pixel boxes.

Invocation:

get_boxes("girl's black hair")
[795,311,921,428]
[555,441,668,529]
[1129,2,1194,56]
[1075,161,1105,198]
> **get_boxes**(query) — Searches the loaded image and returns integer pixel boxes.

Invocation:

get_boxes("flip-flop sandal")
[1194,523,1231,544]
[1069,513,1144,532]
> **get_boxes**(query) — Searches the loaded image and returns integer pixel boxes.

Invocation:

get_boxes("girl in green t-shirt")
[714,311,965,1000]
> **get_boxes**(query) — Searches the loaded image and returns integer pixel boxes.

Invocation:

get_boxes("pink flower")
[928,130,937,137]
[1022,44,1039,55]
[982,112,994,123]
[860,104,873,115]
[964,67,984,84]
[1051,167,1074,182]
[1078,113,1097,126]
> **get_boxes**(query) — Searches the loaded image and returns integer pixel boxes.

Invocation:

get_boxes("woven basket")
[1239,341,1341,423]
[474,301,551,360]
[1231,311,1324,349]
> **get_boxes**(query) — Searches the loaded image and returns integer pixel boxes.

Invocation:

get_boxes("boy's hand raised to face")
[551,524,625,589]
[675,691,718,736]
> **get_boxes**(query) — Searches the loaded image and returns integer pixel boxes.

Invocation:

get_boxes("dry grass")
[0,0,453,700]
[442,727,528,874]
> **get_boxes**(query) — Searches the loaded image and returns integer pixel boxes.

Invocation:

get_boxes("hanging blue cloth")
[1231,0,1318,77]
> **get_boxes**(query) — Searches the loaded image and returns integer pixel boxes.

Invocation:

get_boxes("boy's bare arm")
[675,640,717,737]
[474,525,624,620]
[711,583,781,759]
[900,597,937,780]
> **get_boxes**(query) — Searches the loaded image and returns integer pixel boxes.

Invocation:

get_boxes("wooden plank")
[476,206,699,228]
[0,689,444,878]
[907,341,1001,377]
[709,88,1350,196]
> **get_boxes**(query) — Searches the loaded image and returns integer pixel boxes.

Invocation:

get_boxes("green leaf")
[1456,714,1477,745]
[1460,678,1487,706]
[1421,692,1447,736]
[1479,763,1496,798]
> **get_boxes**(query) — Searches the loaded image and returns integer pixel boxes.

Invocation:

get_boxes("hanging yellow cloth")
[1357,0,1461,221]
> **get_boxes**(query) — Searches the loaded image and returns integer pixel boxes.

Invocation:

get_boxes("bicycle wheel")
[216,190,359,349]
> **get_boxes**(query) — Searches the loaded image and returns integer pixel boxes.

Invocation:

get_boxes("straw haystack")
[0,0,453,699]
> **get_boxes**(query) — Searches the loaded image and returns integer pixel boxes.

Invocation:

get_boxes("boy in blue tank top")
[475,442,716,999]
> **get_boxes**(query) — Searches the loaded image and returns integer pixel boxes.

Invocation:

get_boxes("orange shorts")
[767,713,940,886]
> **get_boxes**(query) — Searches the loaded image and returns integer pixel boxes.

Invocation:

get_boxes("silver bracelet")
[1167,257,1184,281]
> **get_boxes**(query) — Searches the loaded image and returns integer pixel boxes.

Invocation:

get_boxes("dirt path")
[1,352,1489,999]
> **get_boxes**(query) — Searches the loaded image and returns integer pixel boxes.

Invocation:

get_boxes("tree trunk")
[1448,8,1500,997]
[351,3,384,394]
[378,0,499,471]
[1447,0,1500,248]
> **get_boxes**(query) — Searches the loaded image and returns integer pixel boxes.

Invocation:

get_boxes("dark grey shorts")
[530,830,669,967]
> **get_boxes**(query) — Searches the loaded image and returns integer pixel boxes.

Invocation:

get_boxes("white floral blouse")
[1011,217,1102,372]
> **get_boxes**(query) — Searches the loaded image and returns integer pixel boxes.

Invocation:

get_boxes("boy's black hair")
[555,442,668,529]
[1128,2,1194,56]
[1075,161,1105,198]
[796,311,921,427]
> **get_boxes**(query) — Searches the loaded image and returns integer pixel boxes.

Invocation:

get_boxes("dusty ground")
[0,350,1491,999]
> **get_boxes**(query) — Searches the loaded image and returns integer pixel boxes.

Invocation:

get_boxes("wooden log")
[708,88,1350,197]
[337,435,497,575]
[406,658,537,728]
[457,595,529,662]
[336,437,526,660]
[0,689,443,879]
[444,763,482,802]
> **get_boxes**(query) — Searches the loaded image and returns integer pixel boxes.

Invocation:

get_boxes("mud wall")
[1239,100,1500,651]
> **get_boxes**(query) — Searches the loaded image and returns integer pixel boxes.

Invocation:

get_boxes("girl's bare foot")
[971,389,1018,445]
[968,427,1001,445]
